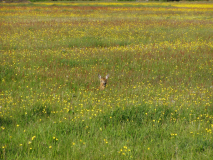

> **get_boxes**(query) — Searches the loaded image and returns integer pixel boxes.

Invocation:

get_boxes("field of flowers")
[0,1,213,159]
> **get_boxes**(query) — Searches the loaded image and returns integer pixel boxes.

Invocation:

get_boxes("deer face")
[98,74,109,90]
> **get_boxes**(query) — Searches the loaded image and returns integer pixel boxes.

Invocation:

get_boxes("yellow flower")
[49,146,52,149]
[32,136,36,140]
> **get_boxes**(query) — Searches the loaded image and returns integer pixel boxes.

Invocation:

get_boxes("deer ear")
[98,74,101,79]
[106,74,109,79]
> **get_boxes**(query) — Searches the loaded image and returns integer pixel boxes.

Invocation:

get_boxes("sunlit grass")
[0,2,213,159]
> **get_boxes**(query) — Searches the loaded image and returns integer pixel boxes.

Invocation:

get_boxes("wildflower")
[32,136,36,140]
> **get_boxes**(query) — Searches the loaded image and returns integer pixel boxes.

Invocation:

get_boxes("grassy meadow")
[0,1,213,159]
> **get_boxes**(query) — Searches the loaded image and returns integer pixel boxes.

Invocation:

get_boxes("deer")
[98,74,109,90]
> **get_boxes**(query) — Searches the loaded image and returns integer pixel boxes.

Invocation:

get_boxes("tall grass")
[0,2,213,159]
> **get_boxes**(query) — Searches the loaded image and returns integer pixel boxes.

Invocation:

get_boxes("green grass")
[0,2,213,159]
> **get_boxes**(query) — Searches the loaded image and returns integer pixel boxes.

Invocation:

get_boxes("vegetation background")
[2,0,213,3]
[0,1,213,159]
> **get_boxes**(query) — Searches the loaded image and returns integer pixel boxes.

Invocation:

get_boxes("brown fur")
[98,74,109,90]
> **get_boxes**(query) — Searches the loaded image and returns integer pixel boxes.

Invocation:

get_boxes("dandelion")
[49,146,52,149]
[104,139,108,144]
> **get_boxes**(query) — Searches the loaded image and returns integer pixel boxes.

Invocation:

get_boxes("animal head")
[98,74,109,90]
